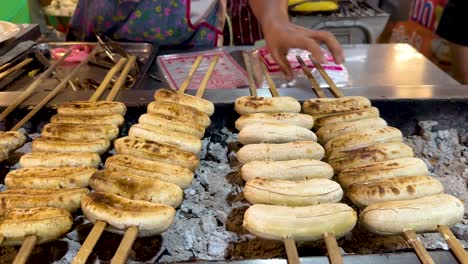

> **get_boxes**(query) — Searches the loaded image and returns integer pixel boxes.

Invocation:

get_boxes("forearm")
[249,0,289,28]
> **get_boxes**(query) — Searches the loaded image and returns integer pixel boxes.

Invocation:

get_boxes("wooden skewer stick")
[243,52,257,97]
[0,62,11,73]
[195,55,219,98]
[110,226,139,264]
[12,235,38,264]
[258,58,305,264]
[72,57,137,264]
[0,50,72,123]
[403,230,436,264]
[179,55,203,94]
[308,54,344,98]
[283,237,300,264]
[323,232,343,264]
[296,56,327,99]
[71,221,107,264]
[109,55,218,264]
[0,234,4,245]
[106,56,136,102]
[88,58,127,102]
[11,48,98,131]
[259,58,279,97]
[0,58,33,81]
[437,225,468,263]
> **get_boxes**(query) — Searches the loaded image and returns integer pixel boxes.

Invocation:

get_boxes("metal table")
[0,43,466,107]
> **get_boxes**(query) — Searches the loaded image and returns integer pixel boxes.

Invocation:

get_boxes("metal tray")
[0,41,157,94]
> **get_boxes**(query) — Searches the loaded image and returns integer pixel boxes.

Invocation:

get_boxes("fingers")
[293,25,344,64]
[294,36,326,63]
[270,48,293,80]
[311,31,344,64]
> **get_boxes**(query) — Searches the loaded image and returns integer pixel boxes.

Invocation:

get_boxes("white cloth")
[190,0,218,25]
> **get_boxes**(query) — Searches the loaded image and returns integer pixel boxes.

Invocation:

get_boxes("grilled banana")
[244,178,343,206]
[5,167,96,189]
[241,159,333,181]
[154,88,214,116]
[238,122,317,145]
[235,96,301,115]
[360,194,464,235]
[57,101,126,116]
[90,170,183,208]
[235,112,314,130]
[114,136,199,171]
[237,141,324,163]
[147,101,211,128]
[20,152,101,168]
[105,154,193,189]
[243,203,356,241]
[0,188,89,212]
[0,207,73,245]
[81,192,175,237]
[338,157,429,189]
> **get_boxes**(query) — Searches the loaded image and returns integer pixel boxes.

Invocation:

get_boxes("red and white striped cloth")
[225,0,263,45]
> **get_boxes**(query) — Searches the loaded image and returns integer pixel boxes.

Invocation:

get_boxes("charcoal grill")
[0,96,466,263]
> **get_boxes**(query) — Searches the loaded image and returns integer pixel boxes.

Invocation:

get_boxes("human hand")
[262,22,344,79]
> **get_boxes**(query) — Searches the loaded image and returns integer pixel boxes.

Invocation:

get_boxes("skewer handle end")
[437,225,468,263]
[323,232,343,264]
[403,230,436,264]
[283,237,300,264]
[12,235,38,264]
[111,226,139,264]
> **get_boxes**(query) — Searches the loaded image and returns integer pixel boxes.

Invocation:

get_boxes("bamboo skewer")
[195,55,219,98]
[0,50,72,123]
[258,59,302,264]
[11,49,99,131]
[257,58,348,264]
[323,232,343,264]
[296,56,327,99]
[283,237,300,264]
[5,48,98,264]
[71,56,140,264]
[110,227,139,264]
[178,55,203,94]
[0,58,33,81]
[72,221,107,264]
[309,54,466,264]
[259,58,279,97]
[308,54,344,98]
[109,55,219,264]
[243,52,257,97]
[4,48,130,264]
[88,58,127,102]
[403,230,435,264]
[12,235,38,264]
[437,225,468,263]
[106,56,136,102]
[0,62,11,73]
[0,235,4,245]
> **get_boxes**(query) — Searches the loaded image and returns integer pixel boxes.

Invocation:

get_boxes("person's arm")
[249,0,344,78]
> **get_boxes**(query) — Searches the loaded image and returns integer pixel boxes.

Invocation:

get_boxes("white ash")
[404,121,467,250]
[0,122,466,262]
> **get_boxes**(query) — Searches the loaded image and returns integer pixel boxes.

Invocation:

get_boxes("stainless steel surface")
[0,24,41,56]
[1,84,467,107]
[0,44,464,106]
[180,251,458,264]
[142,44,460,91]
[342,44,460,87]
[1,42,155,93]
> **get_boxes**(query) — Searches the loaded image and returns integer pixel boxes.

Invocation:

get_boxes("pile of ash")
[0,121,466,263]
